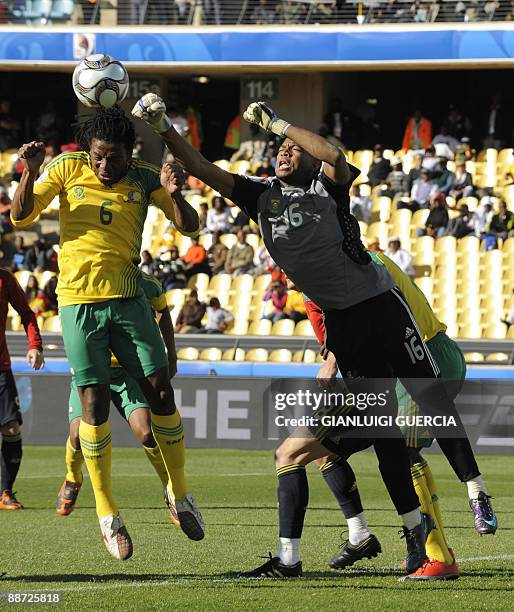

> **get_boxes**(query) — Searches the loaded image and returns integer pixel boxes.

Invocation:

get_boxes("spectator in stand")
[140,250,157,276]
[432,125,460,153]
[0,182,12,235]
[198,297,234,334]
[24,238,57,272]
[270,265,287,286]
[43,275,58,313]
[402,110,432,151]
[253,243,275,277]
[206,196,232,234]
[283,287,307,324]
[489,201,514,242]
[232,208,251,233]
[156,247,187,290]
[385,237,415,277]
[12,236,27,271]
[255,157,274,178]
[367,236,383,252]
[383,156,407,198]
[349,184,371,222]
[225,230,254,276]
[198,202,209,234]
[455,137,476,162]
[406,153,424,192]
[407,168,437,211]
[24,275,39,304]
[251,0,276,24]
[446,204,476,239]
[449,161,474,200]
[432,159,454,196]
[482,93,512,149]
[368,145,391,187]
[417,194,449,238]
[474,201,494,242]
[445,106,472,141]
[181,237,209,279]
[175,289,206,334]
[207,230,228,275]
[231,124,268,164]
[262,281,288,323]
[168,107,190,139]
[421,146,439,172]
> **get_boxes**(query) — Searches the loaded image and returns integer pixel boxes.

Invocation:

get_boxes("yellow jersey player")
[12,106,203,561]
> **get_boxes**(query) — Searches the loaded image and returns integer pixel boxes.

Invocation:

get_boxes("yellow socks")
[143,444,170,490]
[151,411,187,499]
[422,460,445,533]
[65,437,84,484]
[411,461,453,566]
[79,420,118,518]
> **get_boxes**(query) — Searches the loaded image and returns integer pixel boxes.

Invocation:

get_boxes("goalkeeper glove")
[131,93,172,134]
[243,102,290,138]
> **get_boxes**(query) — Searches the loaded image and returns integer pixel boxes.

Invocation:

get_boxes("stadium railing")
[6,0,514,26]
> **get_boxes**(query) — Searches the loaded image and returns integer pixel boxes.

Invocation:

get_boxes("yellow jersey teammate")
[12,106,204,560]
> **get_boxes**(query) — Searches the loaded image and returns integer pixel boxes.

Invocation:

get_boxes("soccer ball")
[72,54,129,109]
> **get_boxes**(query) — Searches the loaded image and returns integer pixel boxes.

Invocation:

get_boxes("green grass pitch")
[0,447,512,611]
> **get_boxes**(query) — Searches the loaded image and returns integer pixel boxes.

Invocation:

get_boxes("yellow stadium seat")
[501,237,514,253]
[187,273,210,292]
[413,235,434,256]
[483,323,507,339]
[294,319,315,337]
[213,159,231,171]
[220,234,237,249]
[457,236,480,253]
[245,348,269,362]
[411,209,430,229]
[253,274,271,294]
[459,323,483,339]
[231,160,251,175]
[464,352,485,363]
[358,221,368,238]
[165,289,185,308]
[199,348,222,361]
[292,349,318,364]
[222,348,246,361]
[175,235,192,256]
[208,274,232,295]
[445,321,459,338]
[177,347,199,360]
[459,310,482,326]
[43,316,62,333]
[367,222,389,250]
[413,252,434,268]
[230,274,254,295]
[271,319,295,336]
[485,352,510,363]
[434,235,456,254]
[248,319,272,336]
[352,150,373,170]
[245,234,260,252]
[370,197,391,223]
[198,234,213,250]
[14,270,32,288]
[225,319,249,335]
[269,349,293,363]
[389,208,412,228]
[498,148,514,167]
[39,271,57,288]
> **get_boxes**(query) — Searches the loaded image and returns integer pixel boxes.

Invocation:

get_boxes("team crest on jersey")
[125,191,142,203]
[73,186,86,200]
[270,199,281,213]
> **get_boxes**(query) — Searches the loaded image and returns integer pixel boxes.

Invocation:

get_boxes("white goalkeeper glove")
[243,101,290,138]
[131,93,172,134]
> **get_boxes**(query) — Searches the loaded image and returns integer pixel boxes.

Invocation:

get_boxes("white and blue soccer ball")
[72,54,129,109]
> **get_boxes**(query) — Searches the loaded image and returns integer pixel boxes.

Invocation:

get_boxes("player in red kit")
[0,269,44,510]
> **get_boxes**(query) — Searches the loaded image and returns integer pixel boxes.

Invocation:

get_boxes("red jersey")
[0,269,43,370]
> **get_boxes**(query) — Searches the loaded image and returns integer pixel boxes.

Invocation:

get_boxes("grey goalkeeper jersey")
[230,169,394,311]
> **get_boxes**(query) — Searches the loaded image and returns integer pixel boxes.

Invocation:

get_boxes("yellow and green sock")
[65,437,84,484]
[143,444,170,490]
[151,411,187,500]
[79,420,117,518]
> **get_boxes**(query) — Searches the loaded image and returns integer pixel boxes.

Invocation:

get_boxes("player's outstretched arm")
[11,141,45,222]
[243,102,351,185]
[132,94,235,198]
[160,163,199,235]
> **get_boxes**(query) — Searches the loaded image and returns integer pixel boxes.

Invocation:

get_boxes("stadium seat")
[43,315,62,333]
[231,160,251,175]
[230,274,254,295]
[208,274,232,295]
[175,234,192,255]
[199,234,213,250]
[245,234,260,252]
[225,319,249,335]
[459,323,483,339]
[220,234,237,249]
[269,349,293,363]
[294,319,315,337]
[412,235,434,256]
[253,274,271,293]
[10,316,22,332]
[245,348,268,362]
[248,319,272,335]
[464,352,485,363]
[14,270,32,288]
[445,322,459,338]
[389,208,412,227]
[271,319,295,336]
[199,347,222,361]
[502,237,514,253]
[434,235,456,254]
[369,197,391,223]
[366,222,389,250]
[457,235,480,253]
[213,159,230,171]
[222,348,246,361]
[411,209,430,230]
[166,289,185,308]
[292,349,318,364]
[177,347,199,360]
[485,352,510,363]
[483,323,507,339]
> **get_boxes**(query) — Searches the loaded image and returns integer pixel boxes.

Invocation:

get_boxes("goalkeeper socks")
[320,458,364,519]
[143,444,169,489]
[466,476,487,499]
[276,537,301,566]
[347,513,371,546]
[1,431,22,491]
[412,463,453,565]
[422,461,445,532]
[65,437,84,484]
[151,411,187,500]
[79,420,118,518]
[276,464,308,540]
[401,508,421,531]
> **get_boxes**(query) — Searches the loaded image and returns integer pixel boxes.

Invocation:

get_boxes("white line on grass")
[6,554,514,594]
